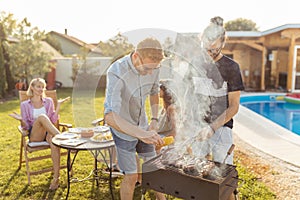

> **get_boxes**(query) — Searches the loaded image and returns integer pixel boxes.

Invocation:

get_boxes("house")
[47,30,112,88]
[223,24,300,92]
[49,30,103,57]
[178,24,300,92]
[38,41,64,89]
[50,24,300,92]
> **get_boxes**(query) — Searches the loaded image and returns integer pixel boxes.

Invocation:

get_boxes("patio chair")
[17,90,72,185]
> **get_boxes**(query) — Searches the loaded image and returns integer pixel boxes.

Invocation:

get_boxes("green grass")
[0,88,275,200]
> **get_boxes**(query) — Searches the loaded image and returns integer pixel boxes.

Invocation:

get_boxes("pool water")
[240,94,300,136]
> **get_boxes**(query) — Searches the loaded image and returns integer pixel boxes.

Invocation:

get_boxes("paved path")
[233,105,300,167]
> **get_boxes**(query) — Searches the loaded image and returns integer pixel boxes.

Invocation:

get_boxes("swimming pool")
[240,93,300,136]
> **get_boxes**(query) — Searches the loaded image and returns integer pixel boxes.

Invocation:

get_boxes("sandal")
[135,181,141,188]
[49,177,60,190]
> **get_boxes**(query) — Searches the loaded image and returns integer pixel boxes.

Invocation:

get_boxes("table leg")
[66,149,79,200]
[96,148,115,200]
[108,147,114,200]
[94,155,99,186]
[66,150,71,200]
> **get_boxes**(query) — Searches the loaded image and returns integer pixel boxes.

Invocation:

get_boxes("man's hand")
[197,125,214,141]
[9,112,22,121]
[139,130,164,146]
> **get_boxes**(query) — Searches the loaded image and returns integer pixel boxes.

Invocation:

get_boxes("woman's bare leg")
[29,114,61,189]
[46,133,61,189]
[30,114,60,142]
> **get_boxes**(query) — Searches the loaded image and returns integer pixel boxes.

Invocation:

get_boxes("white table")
[52,134,115,199]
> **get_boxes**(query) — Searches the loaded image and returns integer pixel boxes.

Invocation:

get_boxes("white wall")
[56,57,112,87]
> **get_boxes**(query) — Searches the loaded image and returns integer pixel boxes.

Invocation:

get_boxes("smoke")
[71,28,228,176]
[159,32,226,160]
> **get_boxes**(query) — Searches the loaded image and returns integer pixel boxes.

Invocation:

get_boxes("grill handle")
[225,183,237,188]
[223,144,235,164]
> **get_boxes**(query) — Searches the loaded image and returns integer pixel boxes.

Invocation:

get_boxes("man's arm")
[148,93,159,130]
[210,90,241,131]
[198,91,241,140]
[104,111,163,145]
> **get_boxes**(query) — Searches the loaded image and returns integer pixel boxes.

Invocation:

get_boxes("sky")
[1,0,300,44]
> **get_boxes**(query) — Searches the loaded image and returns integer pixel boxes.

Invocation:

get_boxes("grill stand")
[141,154,239,200]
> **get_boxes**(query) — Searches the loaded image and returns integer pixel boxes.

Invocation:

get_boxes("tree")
[0,12,52,96]
[225,18,259,31]
[0,26,4,97]
[0,12,16,95]
[44,33,62,54]
[8,38,52,84]
[97,32,134,59]
[70,46,90,84]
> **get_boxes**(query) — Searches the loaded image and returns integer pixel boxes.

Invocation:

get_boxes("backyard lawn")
[0,88,275,200]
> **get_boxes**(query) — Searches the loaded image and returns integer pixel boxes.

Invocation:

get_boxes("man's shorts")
[209,126,233,164]
[111,130,156,174]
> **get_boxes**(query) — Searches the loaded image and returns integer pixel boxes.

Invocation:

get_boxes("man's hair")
[201,16,226,46]
[136,37,164,62]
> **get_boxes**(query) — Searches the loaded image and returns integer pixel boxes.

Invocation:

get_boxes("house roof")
[6,36,64,59]
[227,24,300,37]
[39,41,64,59]
[49,31,102,55]
[181,24,300,39]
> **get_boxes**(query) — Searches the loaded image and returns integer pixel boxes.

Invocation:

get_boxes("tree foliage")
[225,18,259,31]
[0,30,4,97]
[97,32,134,60]
[8,39,52,82]
[44,33,63,54]
[97,33,174,60]
[0,11,52,97]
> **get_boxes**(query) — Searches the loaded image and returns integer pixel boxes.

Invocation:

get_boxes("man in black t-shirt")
[195,16,245,166]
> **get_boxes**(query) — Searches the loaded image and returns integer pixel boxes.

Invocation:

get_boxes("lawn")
[0,88,275,200]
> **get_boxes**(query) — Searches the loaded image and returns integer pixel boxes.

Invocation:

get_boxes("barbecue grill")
[142,148,238,200]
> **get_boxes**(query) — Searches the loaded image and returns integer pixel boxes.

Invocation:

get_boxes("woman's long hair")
[159,79,176,108]
[26,78,46,97]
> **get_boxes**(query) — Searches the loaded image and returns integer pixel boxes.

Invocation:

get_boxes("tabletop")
[52,131,115,151]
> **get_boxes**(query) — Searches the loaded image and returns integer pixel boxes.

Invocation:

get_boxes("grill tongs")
[223,144,235,164]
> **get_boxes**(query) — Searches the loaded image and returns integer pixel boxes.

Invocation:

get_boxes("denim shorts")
[111,129,156,174]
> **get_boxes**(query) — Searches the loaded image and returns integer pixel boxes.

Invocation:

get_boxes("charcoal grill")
[142,152,238,200]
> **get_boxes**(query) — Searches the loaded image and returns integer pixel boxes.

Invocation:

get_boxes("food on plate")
[91,132,113,142]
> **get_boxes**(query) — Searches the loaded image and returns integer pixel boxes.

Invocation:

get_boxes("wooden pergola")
[224,26,300,92]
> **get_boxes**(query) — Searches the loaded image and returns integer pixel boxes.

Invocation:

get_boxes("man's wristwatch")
[151,117,159,122]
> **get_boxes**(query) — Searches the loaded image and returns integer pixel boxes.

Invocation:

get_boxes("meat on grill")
[142,147,239,200]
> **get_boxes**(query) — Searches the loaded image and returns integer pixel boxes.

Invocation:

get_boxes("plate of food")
[93,126,110,133]
[55,132,78,140]
[90,132,113,143]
